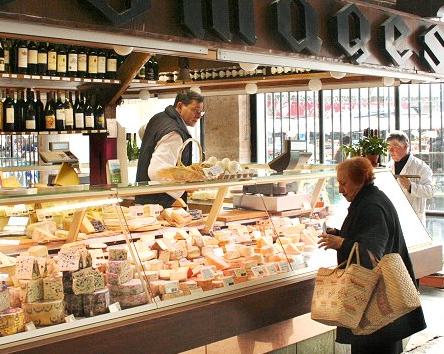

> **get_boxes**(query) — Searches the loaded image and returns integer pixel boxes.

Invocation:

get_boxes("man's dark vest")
[135,106,192,207]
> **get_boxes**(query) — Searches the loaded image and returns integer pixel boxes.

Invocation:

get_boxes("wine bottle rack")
[0,129,108,135]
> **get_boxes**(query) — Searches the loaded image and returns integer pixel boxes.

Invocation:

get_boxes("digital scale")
[39,142,79,165]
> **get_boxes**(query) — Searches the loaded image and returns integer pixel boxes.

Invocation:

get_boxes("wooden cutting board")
[217,209,268,222]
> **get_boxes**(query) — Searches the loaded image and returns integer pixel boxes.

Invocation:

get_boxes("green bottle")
[126,133,133,161]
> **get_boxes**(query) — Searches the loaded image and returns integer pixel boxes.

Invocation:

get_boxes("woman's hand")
[318,233,344,250]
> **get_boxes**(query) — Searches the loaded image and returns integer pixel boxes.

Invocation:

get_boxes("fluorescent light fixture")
[37,198,122,215]
[217,49,442,82]
[0,19,207,55]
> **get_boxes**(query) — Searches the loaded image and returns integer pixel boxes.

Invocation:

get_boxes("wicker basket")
[157,138,206,183]
[311,243,379,329]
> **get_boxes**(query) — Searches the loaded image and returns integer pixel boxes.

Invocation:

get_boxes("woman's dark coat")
[332,183,426,345]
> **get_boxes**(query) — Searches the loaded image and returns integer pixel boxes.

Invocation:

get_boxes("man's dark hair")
[174,90,204,107]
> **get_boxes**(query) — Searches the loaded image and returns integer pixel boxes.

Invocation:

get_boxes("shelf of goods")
[0,168,440,354]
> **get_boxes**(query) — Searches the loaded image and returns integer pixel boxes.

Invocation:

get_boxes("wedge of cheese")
[0,308,25,336]
[22,299,65,326]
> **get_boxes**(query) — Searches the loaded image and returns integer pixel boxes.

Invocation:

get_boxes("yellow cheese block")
[0,308,25,336]
[22,299,65,326]
[1,176,21,188]
[54,163,79,186]
[80,217,95,234]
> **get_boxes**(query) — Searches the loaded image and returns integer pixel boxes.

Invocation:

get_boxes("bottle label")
[88,56,98,74]
[18,48,28,68]
[28,49,38,64]
[4,49,9,64]
[57,55,67,73]
[38,52,47,64]
[107,58,117,72]
[26,119,36,130]
[48,52,57,71]
[75,113,84,128]
[78,54,87,71]
[65,108,74,125]
[46,114,56,129]
[0,59,4,72]
[98,57,106,73]
[6,107,14,124]
[98,114,105,128]
[56,109,65,122]
[85,115,94,128]
[68,54,78,72]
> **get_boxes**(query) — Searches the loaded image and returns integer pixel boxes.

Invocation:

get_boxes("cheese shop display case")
[0,168,441,354]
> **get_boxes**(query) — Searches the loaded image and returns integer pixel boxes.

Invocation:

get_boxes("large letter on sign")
[381,16,412,67]
[421,25,444,73]
[333,4,370,64]
[271,0,322,54]
[85,0,151,26]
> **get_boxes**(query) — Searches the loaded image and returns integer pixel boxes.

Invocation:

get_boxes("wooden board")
[217,209,268,222]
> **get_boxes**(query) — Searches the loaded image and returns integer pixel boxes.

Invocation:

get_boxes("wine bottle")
[94,98,106,130]
[77,47,87,78]
[0,90,3,131]
[132,133,139,160]
[126,133,133,161]
[106,50,118,79]
[88,47,98,78]
[74,92,85,129]
[152,55,159,80]
[37,42,48,75]
[9,40,17,74]
[138,65,145,79]
[0,40,5,73]
[145,57,155,80]
[55,91,66,130]
[25,89,37,131]
[56,45,67,77]
[47,42,57,76]
[15,90,26,131]
[35,90,44,131]
[64,91,74,130]
[97,48,106,79]
[3,90,15,132]
[84,94,94,129]
[16,40,28,74]
[44,91,56,131]
[67,46,78,77]
[3,39,10,73]
[27,41,38,75]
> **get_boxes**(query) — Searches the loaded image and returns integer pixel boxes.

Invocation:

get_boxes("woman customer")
[318,157,426,354]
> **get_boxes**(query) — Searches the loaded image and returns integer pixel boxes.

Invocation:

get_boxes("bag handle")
[176,138,203,167]
[345,242,360,268]
[367,250,379,268]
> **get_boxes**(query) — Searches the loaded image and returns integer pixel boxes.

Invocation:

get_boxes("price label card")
[108,302,121,313]
[93,79,101,83]
[154,296,161,302]
[278,262,290,273]
[251,266,265,277]
[112,80,120,84]
[60,131,67,134]
[74,78,81,82]
[84,78,91,82]
[42,76,50,80]
[50,131,58,135]
[104,79,110,83]
[164,281,179,294]
[25,322,37,331]
[265,263,278,275]
[81,130,88,134]
[234,268,247,277]
[39,131,49,135]
[65,314,76,323]
[129,205,144,217]
[91,130,98,133]
[200,267,215,280]
[2,73,10,78]
[133,79,140,83]
[31,75,40,79]
[62,77,71,81]
[222,276,235,287]
[50,76,60,80]
[23,75,31,79]
[0,239,21,246]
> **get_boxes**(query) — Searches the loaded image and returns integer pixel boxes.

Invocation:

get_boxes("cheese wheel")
[22,299,65,326]
[0,308,25,336]
[112,292,148,308]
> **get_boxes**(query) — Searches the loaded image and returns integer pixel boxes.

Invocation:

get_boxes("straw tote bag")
[311,243,379,329]
[352,252,421,335]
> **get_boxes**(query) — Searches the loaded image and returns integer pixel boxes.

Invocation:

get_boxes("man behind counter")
[386,130,433,224]
[135,90,204,208]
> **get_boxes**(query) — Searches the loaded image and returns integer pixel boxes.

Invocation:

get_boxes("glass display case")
[0,168,440,353]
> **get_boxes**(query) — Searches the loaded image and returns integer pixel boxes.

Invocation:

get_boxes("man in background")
[135,90,204,207]
[386,131,433,224]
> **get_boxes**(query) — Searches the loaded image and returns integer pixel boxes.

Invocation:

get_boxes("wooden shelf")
[0,129,108,135]
[0,73,120,90]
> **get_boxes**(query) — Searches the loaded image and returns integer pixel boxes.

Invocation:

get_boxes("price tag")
[42,76,50,80]
[92,79,101,83]
[113,80,120,84]
[60,131,67,134]
[108,302,121,313]
[50,76,60,80]
[62,77,71,81]
[234,268,247,277]
[23,75,31,79]
[73,78,81,81]
[81,130,88,134]
[2,73,10,78]
[200,267,215,280]
[133,79,140,83]
[25,322,37,331]
[65,314,76,323]
[164,281,179,294]
[104,79,111,83]
[278,262,290,273]
[222,276,235,287]
[251,230,262,239]
[265,263,278,275]
[0,239,20,246]
[31,75,40,79]
[129,205,144,217]
[84,78,91,82]
[154,296,161,302]
[251,266,265,277]
[91,130,98,133]
[11,74,17,78]
[50,131,58,135]
[39,131,49,135]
